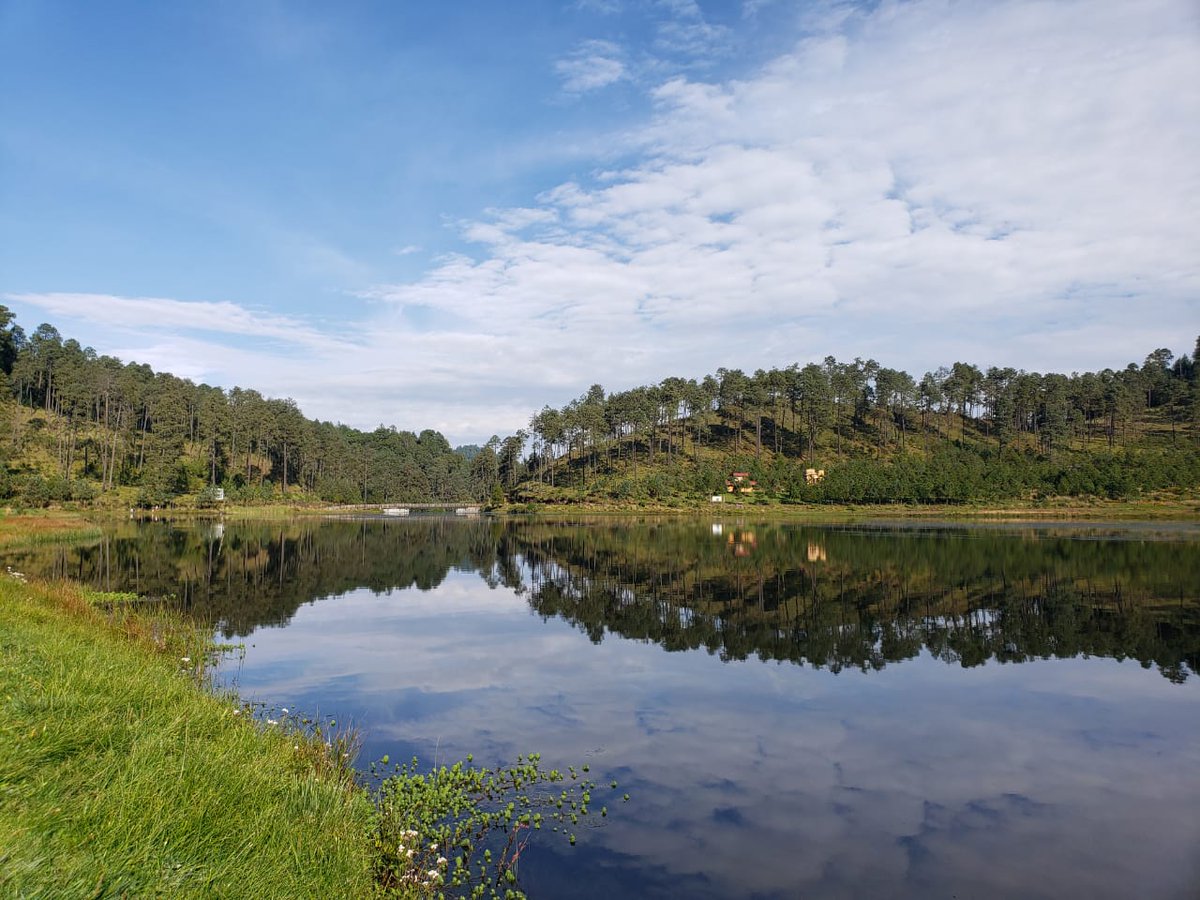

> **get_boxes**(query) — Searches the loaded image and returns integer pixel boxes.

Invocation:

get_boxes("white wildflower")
[266,718,278,726]
[437,856,448,867]
[281,707,289,714]
[427,870,441,880]
[180,657,190,663]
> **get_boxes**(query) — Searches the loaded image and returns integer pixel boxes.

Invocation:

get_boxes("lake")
[6,516,1199,898]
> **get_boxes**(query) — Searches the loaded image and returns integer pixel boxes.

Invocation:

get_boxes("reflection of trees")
[7,518,512,637]
[5,519,1198,680]
[511,524,1200,682]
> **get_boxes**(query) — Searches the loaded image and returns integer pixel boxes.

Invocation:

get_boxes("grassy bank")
[0,576,376,899]
[120,494,1200,522]
[0,567,617,899]
[501,494,1200,521]
[0,508,103,548]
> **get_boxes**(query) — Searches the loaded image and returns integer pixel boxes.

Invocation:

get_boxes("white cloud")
[573,0,621,14]
[364,0,1200,433]
[5,292,355,353]
[12,1,1199,443]
[741,0,779,20]
[556,39,627,93]
[653,0,733,59]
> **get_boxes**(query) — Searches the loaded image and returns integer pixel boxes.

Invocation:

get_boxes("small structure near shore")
[726,472,757,494]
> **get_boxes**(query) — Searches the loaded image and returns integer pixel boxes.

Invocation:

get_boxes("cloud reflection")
[217,570,1200,899]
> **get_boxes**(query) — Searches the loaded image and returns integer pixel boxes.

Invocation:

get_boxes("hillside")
[0,308,502,508]
[1,305,1197,508]
[511,350,1200,505]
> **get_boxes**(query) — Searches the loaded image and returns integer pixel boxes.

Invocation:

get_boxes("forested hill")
[516,337,1200,504]
[1,304,1198,507]
[0,307,511,507]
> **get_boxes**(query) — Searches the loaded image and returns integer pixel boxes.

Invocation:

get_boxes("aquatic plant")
[370,753,621,898]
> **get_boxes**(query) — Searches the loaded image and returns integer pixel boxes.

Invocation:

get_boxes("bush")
[645,473,670,499]
[610,479,644,501]
[512,482,573,504]
[15,474,73,507]
[195,484,225,508]
[70,480,98,502]
[228,482,275,504]
[15,475,49,507]
[135,475,177,509]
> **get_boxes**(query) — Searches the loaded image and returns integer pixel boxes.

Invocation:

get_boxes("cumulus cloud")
[365,0,1199,437]
[12,1,1198,443]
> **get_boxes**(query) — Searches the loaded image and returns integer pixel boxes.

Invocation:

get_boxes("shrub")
[70,480,98,502]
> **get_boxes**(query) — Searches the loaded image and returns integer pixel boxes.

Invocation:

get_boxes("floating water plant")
[369,753,622,898]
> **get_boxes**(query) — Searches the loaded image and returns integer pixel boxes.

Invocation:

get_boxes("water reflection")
[5,517,1198,681]
[5,517,1200,897]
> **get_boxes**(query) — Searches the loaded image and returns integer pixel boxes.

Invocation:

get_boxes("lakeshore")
[2,509,1198,898]
[0,513,615,898]
[0,573,375,898]
[15,511,1189,898]
[5,488,1197,539]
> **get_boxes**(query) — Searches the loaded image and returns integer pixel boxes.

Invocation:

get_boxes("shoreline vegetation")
[0,573,377,898]
[0,523,616,899]
[4,493,1197,540]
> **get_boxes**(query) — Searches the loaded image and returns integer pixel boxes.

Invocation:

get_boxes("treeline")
[2,303,1198,507]
[520,340,1200,502]
[0,307,517,506]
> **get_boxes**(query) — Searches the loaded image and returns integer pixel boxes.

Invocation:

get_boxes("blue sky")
[2,0,1198,443]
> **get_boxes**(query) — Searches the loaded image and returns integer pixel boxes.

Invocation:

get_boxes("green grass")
[0,509,102,548]
[0,576,376,899]
[0,573,617,899]
[504,494,1200,522]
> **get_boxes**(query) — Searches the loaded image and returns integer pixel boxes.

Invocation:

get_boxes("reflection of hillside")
[3,519,1197,680]
[511,524,1200,683]
[5,518,512,637]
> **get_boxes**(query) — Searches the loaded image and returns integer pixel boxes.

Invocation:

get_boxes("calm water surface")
[7,517,1200,898]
